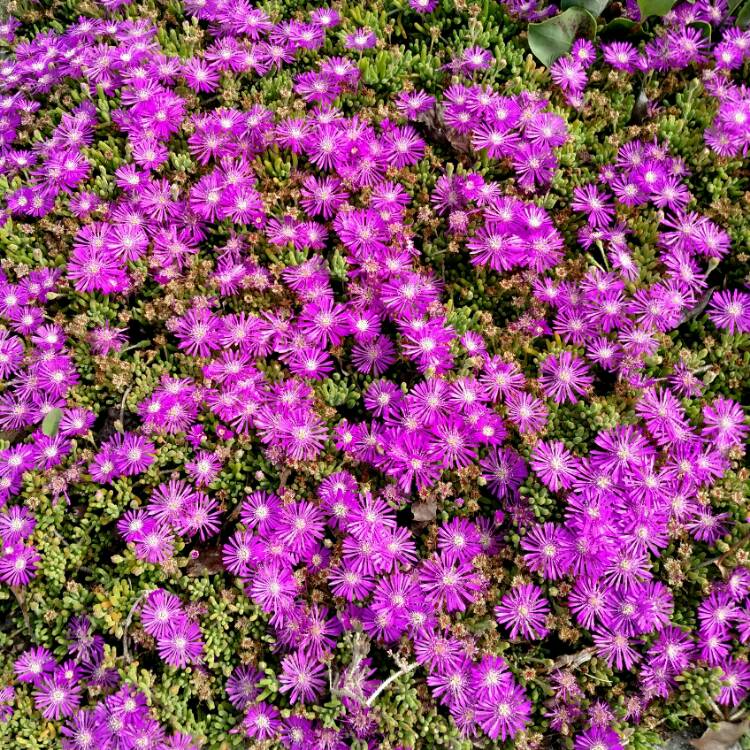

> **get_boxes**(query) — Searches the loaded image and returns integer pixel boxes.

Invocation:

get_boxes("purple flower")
[344,28,376,51]
[278,650,326,704]
[142,589,186,639]
[521,523,569,580]
[419,552,481,612]
[437,518,482,563]
[593,629,641,671]
[133,523,174,564]
[174,307,222,358]
[574,726,625,750]
[311,7,340,27]
[539,351,593,404]
[572,184,615,228]
[395,90,436,120]
[409,0,438,11]
[226,665,262,710]
[530,440,578,492]
[707,289,750,334]
[67,616,104,665]
[175,492,222,540]
[0,543,39,586]
[475,679,531,740]
[242,701,281,740]
[185,450,222,487]
[701,397,748,450]
[58,408,95,437]
[34,672,81,719]
[112,433,155,476]
[0,505,36,544]
[61,709,110,750]
[14,647,56,685]
[495,584,550,639]
[602,42,640,72]
[157,617,204,667]
[717,658,750,706]
[250,562,298,613]
[480,446,527,500]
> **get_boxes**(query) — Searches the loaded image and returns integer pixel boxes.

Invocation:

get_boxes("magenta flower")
[0,505,35,544]
[602,42,640,73]
[176,492,222,540]
[593,629,641,671]
[185,450,222,487]
[395,90,436,120]
[574,726,625,750]
[707,289,750,334]
[480,446,527,500]
[530,440,578,492]
[539,351,593,404]
[113,433,155,476]
[701,397,748,450]
[475,679,531,740]
[226,665,262,710]
[182,58,220,93]
[495,584,550,639]
[142,589,185,639]
[280,409,328,461]
[419,552,481,612]
[61,709,110,750]
[571,184,615,228]
[344,28,376,50]
[278,650,325,704]
[133,524,174,564]
[157,617,204,668]
[249,562,298,613]
[14,647,55,685]
[437,518,482,563]
[174,307,222,358]
[242,702,280,741]
[521,523,569,580]
[0,543,39,586]
[33,672,81,720]
[717,658,750,706]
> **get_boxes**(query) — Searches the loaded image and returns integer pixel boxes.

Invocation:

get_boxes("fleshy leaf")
[637,0,676,19]
[528,8,598,67]
[561,0,610,17]
[41,408,63,437]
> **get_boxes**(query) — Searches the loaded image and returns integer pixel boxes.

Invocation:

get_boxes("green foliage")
[561,0,610,17]
[528,7,598,66]
[0,0,749,746]
[41,408,63,437]
[637,0,677,20]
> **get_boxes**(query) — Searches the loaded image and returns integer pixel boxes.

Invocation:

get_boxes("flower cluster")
[429,86,569,192]
[11,615,201,748]
[703,68,750,158]
[14,617,115,720]
[0,266,79,587]
[550,39,596,108]
[139,589,205,668]
[0,0,748,747]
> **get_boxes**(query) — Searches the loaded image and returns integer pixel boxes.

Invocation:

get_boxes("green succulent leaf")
[41,407,63,437]
[601,16,639,35]
[637,0,677,20]
[561,0,610,17]
[690,21,712,40]
[528,8,598,67]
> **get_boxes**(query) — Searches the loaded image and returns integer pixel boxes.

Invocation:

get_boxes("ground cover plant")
[0,0,749,746]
